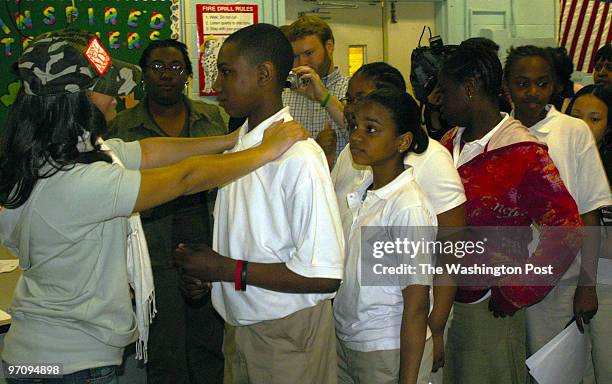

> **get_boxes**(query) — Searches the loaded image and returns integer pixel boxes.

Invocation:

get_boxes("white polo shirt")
[334,167,437,352]
[332,137,466,217]
[211,107,345,326]
[522,106,611,214]
[519,105,612,281]
[452,113,510,168]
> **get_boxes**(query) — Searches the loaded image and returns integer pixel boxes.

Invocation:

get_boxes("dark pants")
[147,268,224,384]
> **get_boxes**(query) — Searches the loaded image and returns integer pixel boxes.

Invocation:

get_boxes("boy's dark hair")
[594,43,612,64]
[286,15,334,45]
[139,39,193,75]
[442,45,503,103]
[224,23,293,88]
[353,62,406,92]
[460,37,500,54]
[364,88,429,154]
[503,45,556,83]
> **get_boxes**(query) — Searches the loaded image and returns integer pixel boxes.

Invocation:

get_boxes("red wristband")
[235,260,244,291]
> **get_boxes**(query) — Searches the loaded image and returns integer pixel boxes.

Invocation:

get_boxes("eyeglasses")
[594,61,612,73]
[340,95,365,106]
[147,63,186,75]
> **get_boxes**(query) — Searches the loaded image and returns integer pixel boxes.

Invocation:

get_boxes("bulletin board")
[196,4,258,96]
[0,0,179,134]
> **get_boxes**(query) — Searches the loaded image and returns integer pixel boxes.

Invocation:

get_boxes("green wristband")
[321,92,331,108]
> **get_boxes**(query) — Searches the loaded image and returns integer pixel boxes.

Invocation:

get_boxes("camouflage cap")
[17,29,141,97]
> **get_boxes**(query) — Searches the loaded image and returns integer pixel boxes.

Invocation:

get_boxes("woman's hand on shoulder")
[260,119,309,160]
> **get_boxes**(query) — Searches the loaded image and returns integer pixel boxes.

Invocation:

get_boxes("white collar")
[513,105,559,134]
[369,166,416,200]
[351,166,416,203]
[238,107,292,149]
[454,112,510,148]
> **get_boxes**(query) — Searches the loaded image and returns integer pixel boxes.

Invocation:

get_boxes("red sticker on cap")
[84,36,111,75]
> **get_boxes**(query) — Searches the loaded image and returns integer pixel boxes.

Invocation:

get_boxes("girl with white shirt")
[504,45,612,384]
[334,87,437,384]
[332,64,466,381]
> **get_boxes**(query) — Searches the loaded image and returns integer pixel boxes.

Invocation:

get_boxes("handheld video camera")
[410,27,457,105]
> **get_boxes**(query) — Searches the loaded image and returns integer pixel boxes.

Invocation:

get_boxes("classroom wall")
[285,0,436,92]
[387,2,437,89]
[436,0,558,63]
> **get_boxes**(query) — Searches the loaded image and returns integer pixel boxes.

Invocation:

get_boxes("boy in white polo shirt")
[175,24,344,384]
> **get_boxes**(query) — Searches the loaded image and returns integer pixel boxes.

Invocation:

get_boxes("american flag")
[559,0,612,73]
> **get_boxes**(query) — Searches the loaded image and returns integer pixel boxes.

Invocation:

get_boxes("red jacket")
[440,117,583,315]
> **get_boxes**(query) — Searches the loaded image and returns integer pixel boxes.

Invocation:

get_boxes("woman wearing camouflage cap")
[0,30,306,383]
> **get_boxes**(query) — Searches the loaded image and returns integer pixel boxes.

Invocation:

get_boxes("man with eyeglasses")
[107,39,227,384]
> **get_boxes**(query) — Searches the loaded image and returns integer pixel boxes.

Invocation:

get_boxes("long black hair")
[363,87,429,154]
[0,90,110,208]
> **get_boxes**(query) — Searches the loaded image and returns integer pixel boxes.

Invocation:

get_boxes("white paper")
[597,258,612,285]
[526,322,588,384]
[0,308,11,322]
[0,259,18,273]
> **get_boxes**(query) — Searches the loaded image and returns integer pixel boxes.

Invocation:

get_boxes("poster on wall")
[196,4,258,96]
[0,0,178,134]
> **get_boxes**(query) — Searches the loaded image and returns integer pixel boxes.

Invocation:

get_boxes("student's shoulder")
[386,188,437,227]
[555,113,596,142]
[391,179,433,209]
[280,138,326,165]
[553,112,590,132]
[410,138,453,165]
[274,139,331,184]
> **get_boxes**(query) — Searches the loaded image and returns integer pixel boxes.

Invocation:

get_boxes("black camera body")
[410,27,457,105]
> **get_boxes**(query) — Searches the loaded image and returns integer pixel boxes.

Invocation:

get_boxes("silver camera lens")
[286,71,301,89]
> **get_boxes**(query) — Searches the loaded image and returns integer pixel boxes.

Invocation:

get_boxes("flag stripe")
[561,0,579,47]
[560,0,612,73]
[568,0,589,60]
[589,1,610,72]
[576,0,599,71]
[559,0,569,38]
[580,1,603,72]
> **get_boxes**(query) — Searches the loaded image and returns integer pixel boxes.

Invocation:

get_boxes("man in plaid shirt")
[283,16,350,167]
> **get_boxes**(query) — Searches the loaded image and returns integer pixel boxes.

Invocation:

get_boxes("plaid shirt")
[282,67,350,158]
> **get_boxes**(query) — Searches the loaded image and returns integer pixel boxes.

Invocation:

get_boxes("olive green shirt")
[107,96,227,268]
